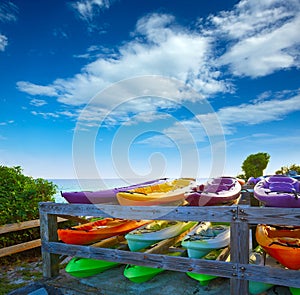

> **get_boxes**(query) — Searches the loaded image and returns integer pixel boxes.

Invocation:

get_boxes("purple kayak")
[247,177,262,185]
[254,175,300,207]
[185,177,242,206]
[61,178,167,204]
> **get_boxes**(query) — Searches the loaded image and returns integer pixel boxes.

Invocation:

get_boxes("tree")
[275,164,300,175]
[241,152,270,179]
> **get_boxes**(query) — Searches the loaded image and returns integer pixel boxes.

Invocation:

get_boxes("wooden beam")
[0,239,41,257]
[0,217,67,235]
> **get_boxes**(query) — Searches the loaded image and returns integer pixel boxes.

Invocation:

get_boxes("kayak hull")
[254,175,300,207]
[181,222,230,258]
[185,177,241,206]
[125,221,197,251]
[256,224,300,270]
[65,257,119,278]
[61,178,168,204]
[117,178,195,206]
[58,218,149,245]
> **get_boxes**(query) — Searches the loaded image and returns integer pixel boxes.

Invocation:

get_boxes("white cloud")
[0,1,18,23]
[18,13,231,111]
[0,34,8,51]
[31,111,59,119]
[30,99,47,107]
[71,0,111,21]
[209,0,300,77]
[17,81,58,96]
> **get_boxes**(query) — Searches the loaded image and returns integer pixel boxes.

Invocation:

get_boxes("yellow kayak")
[116,178,195,206]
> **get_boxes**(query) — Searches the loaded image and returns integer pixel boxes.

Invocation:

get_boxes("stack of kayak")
[185,177,242,206]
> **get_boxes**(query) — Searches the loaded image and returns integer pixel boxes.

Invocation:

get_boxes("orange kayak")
[58,218,149,245]
[256,224,300,270]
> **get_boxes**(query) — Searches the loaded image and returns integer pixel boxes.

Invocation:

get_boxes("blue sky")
[0,0,300,180]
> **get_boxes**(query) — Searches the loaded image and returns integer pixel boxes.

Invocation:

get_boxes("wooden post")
[39,207,59,278]
[230,209,249,295]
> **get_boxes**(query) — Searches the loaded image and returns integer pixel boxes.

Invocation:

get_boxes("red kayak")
[58,218,149,245]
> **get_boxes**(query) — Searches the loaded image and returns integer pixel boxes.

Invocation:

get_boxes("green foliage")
[0,165,57,248]
[275,164,300,175]
[241,152,270,179]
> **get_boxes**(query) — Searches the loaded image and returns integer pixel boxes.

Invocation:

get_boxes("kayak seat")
[204,184,229,193]
[268,176,295,184]
[269,182,294,193]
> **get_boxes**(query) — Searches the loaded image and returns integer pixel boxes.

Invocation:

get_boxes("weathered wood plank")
[239,206,300,226]
[242,263,300,288]
[43,241,235,278]
[0,217,67,235]
[0,239,41,257]
[39,212,59,278]
[230,221,249,295]
[39,202,236,223]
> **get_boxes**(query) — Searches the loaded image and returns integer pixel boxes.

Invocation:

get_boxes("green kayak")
[290,287,300,295]
[186,247,229,286]
[124,251,182,283]
[65,257,119,278]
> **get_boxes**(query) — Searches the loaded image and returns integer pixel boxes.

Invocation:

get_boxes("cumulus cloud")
[17,81,58,96]
[18,13,231,111]
[208,0,300,77]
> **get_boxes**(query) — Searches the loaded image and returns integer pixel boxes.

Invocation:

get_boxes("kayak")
[185,177,241,206]
[248,246,275,294]
[65,235,127,277]
[124,251,182,283]
[256,224,300,270]
[61,178,168,204]
[58,218,149,245]
[125,220,197,251]
[247,177,262,185]
[65,257,119,277]
[181,222,230,258]
[290,287,300,295]
[253,175,300,207]
[186,247,230,286]
[116,178,195,206]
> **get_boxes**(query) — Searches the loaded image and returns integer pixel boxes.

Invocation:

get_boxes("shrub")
[0,166,57,248]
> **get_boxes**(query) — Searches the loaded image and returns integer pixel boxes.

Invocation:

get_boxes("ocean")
[48,178,130,203]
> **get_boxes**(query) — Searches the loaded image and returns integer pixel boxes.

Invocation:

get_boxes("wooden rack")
[39,199,300,295]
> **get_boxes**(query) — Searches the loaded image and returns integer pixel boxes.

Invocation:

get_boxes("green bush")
[0,165,57,248]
